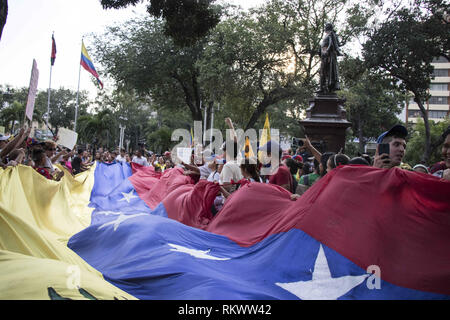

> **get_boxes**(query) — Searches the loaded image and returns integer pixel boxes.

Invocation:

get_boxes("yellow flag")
[0,164,137,300]
[258,113,271,161]
[243,136,255,159]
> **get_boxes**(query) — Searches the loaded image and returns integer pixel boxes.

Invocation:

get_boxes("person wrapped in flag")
[80,41,103,89]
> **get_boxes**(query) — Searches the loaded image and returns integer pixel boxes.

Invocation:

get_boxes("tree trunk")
[356,111,365,154]
[205,101,213,132]
[244,86,297,131]
[414,93,431,164]
[0,0,7,41]
[171,73,203,122]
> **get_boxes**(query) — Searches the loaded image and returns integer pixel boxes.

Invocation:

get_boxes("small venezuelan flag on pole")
[80,41,103,89]
[51,34,56,66]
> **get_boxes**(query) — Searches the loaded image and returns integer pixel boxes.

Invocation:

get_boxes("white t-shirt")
[116,154,127,162]
[199,164,212,180]
[220,160,243,184]
[44,156,56,173]
[132,156,149,166]
[207,171,220,182]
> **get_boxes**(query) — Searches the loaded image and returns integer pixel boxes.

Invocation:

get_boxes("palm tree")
[77,110,117,147]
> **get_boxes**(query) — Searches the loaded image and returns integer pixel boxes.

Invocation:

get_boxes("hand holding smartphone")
[378,143,390,157]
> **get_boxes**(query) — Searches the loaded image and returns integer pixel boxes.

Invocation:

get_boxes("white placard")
[25,59,39,121]
[177,147,192,164]
[57,127,78,150]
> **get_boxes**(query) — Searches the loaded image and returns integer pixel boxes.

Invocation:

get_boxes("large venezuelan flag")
[1,160,450,300]
[80,41,103,89]
[0,164,135,299]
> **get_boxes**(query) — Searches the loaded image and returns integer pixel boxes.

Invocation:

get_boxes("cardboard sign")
[57,127,78,150]
[25,59,39,121]
[176,147,192,164]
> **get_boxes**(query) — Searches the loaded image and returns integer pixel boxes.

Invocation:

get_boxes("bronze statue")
[318,23,342,94]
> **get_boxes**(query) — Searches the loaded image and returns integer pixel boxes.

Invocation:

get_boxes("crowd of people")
[0,121,449,213]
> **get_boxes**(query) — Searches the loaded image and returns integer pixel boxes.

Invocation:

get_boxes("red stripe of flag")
[51,34,56,66]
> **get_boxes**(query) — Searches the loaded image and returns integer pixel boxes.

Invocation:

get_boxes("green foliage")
[404,117,450,166]
[100,0,221,47]
[77,109,117,148]
[362,0,449,162]
[35,88,90,134]
[92,0,376,137]
[339,57,405,153]
[146,126,173,154]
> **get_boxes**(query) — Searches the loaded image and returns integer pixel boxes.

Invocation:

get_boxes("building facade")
[405,56,450,123]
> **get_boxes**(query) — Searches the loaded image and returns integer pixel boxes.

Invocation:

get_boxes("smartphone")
[378,143,390,156]
[292,137,304,147]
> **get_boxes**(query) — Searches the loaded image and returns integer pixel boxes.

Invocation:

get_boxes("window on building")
[432,69,448,77]
[430,83,448,91]
[408,110,421,118]
[409,110,449,119]
[429,110,449,119]
[428,96,448,105]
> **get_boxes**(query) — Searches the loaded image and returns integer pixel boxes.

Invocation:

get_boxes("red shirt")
[34,167,53,180]
[268,165,293,193]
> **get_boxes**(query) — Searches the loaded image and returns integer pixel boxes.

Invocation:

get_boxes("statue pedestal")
[299,94,351,153]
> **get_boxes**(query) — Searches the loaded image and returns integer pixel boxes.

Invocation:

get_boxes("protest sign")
[176,147,192,164]
[57,127,78,150]
[25,59,39,121]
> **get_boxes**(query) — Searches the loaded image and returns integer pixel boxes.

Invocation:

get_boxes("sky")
[0,0,265,98]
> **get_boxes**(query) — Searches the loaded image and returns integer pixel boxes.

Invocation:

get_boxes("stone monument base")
[299,94,351,153]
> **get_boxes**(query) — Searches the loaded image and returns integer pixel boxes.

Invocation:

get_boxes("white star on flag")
[275,245,369,300]
[96,211,122,216]
[97,213,147,232]
[168,243,231,261]
[117,190,138,203]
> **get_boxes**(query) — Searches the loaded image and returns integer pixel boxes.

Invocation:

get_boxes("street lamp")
[118,116,127,150]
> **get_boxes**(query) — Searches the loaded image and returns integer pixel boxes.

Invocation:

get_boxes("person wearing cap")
[259,140,293,193]
[412,164,429,174]
[373,124,411,170]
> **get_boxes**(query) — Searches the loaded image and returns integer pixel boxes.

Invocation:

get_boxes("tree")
[99,0,221,46]
[35,88,90,135]
[92,19,205,123]
[339,57,405,153]
[404,117,450,166]
[93,0,374,138]
[77,109,117,148]
[199,0,375,130]
[0,0,7,41]
[0,86,43,131]
[363,0,450,163]
[146,126,173,154]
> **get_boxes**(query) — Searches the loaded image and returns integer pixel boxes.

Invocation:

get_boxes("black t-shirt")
[71,156,82,175]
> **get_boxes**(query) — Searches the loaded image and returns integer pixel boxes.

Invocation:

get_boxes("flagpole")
[74,39,82,132]
[47,65,52,123]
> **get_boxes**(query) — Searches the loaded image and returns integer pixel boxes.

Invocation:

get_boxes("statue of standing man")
[318,23,342,94]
